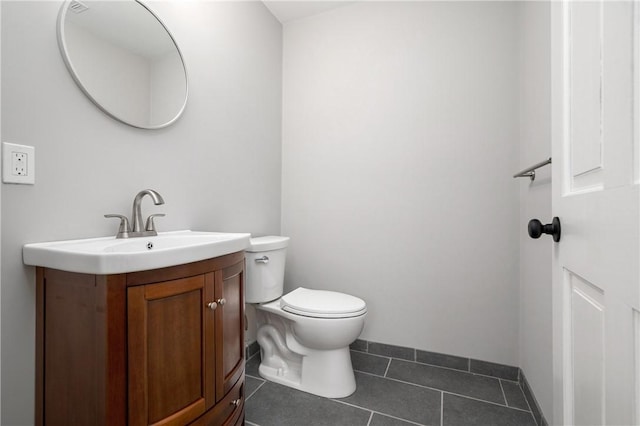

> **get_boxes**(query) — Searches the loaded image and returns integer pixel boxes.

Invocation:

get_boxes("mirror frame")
[57,0,189,130]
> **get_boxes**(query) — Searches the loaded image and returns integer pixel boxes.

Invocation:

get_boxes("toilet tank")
[245,236,290,303]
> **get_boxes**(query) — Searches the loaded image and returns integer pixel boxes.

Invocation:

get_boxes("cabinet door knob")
[231,398,242,407]
[217,298,226,306]
[207,301,217,310]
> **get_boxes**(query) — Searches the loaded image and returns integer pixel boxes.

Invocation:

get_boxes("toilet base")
[258,346,356,398]
[254,294,365,399]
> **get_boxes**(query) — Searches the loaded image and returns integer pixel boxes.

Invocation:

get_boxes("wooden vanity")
[35,251,245,426]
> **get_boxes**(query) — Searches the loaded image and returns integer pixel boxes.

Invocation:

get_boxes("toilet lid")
[247,236,290,252]
[280,287,367,319]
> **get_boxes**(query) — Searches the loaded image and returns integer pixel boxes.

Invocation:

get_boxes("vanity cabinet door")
[128,274,215,426]
[214,259,245,401]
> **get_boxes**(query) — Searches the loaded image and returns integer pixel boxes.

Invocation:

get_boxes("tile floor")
[244,348,540,426]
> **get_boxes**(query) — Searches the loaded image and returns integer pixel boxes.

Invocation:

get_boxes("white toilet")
[245,236,367,398]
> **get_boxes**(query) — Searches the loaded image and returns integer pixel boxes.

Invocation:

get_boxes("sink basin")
[23,230,251,274]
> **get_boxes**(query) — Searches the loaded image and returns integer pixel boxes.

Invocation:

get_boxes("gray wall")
[1,1,282,424]
[0,1,3,418]
[517,2,552,419]
[281,2,521,365]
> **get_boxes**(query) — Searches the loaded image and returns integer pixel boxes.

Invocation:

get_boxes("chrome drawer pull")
[231,398,242,407]
[207,302,217,310]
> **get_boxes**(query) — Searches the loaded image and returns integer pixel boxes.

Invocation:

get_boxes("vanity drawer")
[190,374,244,426]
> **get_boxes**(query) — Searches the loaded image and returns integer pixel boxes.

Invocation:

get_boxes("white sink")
[23,230,251,274]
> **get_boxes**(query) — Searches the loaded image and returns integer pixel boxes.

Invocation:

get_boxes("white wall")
[517,2,553,419]
[0,2,3,420]
[1,1,282,424]
[281,2,521,365]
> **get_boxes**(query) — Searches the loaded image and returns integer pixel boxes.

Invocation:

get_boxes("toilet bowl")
[246,237,366,398]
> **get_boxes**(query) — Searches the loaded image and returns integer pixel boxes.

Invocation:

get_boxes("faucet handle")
[104,214,131,239]
[145,214,165,232]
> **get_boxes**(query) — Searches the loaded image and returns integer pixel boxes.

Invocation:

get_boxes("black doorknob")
[528,217,561,242]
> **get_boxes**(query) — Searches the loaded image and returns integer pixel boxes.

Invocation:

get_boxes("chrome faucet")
[105,189,165,238]
[131,189,165,233]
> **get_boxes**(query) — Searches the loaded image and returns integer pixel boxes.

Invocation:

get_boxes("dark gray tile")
[501,380,529,410]
[246,352,261,378]
[245,375,265,400]
[368,342,415,361]
[369,412,422,426]
[470,359,519,381]
[386,359,505,404]
[416,350,469,372]
[246,381,370,426]
[520,374,544,426]
[350,339,368,352]
[443,393,536,426]
[246,341,260,358]
[351,350,389,376]
[338,372,441,425]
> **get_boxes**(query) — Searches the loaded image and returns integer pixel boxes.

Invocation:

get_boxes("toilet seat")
[280,287,367,319]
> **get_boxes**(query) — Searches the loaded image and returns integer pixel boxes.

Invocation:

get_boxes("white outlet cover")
[3,142,35,184]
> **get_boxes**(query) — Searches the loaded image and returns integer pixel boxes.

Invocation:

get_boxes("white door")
[551,1,640,425]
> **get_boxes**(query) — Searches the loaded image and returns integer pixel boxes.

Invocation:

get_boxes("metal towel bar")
[513,157,552,181]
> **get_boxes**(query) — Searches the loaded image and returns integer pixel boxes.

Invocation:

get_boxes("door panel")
[566,271,605,426]
[128,275,209,426]
[146,289,203,424]
[569,1,603,182]
[215,260,245,400]
[552,1,640,425]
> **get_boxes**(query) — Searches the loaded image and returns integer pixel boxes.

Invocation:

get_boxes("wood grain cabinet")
[35,251,246,426]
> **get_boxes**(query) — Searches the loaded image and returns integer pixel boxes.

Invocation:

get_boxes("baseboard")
[519,370,548,426]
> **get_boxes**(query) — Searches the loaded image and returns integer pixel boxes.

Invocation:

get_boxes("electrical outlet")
[13,152,28,176]
[3,142,35,184]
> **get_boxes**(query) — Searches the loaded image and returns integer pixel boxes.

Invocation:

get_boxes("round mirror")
[57,0,188,129]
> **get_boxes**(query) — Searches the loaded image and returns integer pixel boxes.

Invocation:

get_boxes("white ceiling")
[262,1,357,23]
